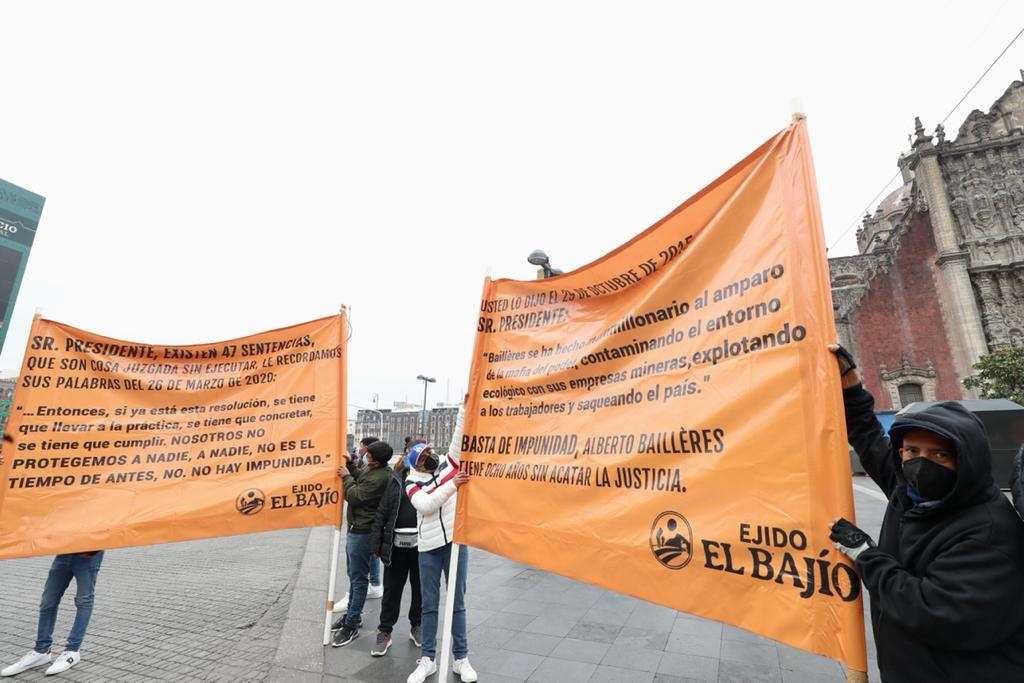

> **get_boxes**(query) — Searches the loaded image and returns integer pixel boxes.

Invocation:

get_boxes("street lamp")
[416,374,436,439]
[527,249,564,279]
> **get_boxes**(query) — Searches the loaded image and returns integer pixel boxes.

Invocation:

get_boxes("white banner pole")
[438,541,461,679]
[323,523,342,645]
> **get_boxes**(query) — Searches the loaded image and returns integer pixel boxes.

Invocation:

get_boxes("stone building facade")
[830,76,1024,409]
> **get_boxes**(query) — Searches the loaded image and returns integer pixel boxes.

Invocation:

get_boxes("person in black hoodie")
[367,444,423,657]
[828,345,1024,681]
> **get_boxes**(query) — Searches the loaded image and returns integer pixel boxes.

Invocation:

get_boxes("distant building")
[353,403,460,454]
[830,77,1024,409]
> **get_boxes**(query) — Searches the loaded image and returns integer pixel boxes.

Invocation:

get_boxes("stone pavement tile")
[776,645,844,676]
[657,652,718,682]
[670,615,722,638]
[524,615,577,638]
[287,586,329,624]
[273,612,325,672]
[528,656,598,682]
[600,643,663,673]
[505,597,590,621]
[664,629,721,658]
[781,668,846,683]
[717,659,783,683]
[624,603,678,632]
[471,648,545,680]
[466,607,498,628]
[350,653,419,682]
[719,639,780,668]
[549,637,611,664]
[566,621,622,644]
[501,597,558,617]
[466,625,518,649]
[721,624,766,643]
[267,665,324,682]
[652,676,710,683]
[583,606,633,627]
[589,664,656,683]
[504,632,562,657]
[483,611,538,631]
[614,626,669,651]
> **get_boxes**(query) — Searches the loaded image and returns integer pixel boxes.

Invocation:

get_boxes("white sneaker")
[1,650,51,677]
[453,657,478,683]
[406,656,437,683]
[332,592,350,613]
[367,584,383,599]
[45,651,80,675]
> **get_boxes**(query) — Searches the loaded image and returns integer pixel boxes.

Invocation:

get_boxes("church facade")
[830,77,1024,409]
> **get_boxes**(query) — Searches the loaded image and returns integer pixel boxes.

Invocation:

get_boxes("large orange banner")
[0,314,344,559]
[456,120,866,669]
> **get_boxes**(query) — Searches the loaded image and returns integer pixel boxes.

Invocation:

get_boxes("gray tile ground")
[0,477,890,681]
[0,528,310,682]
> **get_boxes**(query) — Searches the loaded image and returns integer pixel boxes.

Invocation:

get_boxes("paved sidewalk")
[0,528,311,682]
[0,477,887,682]
[316,478,888,683]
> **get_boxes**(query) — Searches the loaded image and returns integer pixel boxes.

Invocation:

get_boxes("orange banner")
[0,314,345,559]
[456,120,866,670]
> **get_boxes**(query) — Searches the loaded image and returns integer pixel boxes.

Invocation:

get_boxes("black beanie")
[366,441,393,465]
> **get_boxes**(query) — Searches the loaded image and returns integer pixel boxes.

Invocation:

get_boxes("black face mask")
[422,453,440,472]
[902,457,957,500]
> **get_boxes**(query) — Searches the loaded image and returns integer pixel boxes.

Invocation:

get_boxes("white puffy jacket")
[405,406,463,552]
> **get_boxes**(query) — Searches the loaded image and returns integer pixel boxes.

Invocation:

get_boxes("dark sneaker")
[331,623,359,647]
[371,630,392,656]
[409,624,422,648]
[330,616,346,632]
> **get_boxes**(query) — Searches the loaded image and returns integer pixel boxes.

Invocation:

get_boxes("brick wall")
[850,213,963,408]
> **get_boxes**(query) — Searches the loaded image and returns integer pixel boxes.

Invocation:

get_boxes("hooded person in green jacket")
[331,440,393,647]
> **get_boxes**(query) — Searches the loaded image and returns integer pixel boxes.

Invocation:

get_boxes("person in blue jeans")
[403,413,477,683]
[1,551,104,677]
[331,440,393,647]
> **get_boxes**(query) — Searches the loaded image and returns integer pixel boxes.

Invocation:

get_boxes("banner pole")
[324,306,348,645]
[438,541,461,677]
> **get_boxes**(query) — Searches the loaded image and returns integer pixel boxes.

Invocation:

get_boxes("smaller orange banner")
[0,315,345,559]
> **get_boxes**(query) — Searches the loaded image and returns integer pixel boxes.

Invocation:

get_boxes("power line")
[828,23,1024,252]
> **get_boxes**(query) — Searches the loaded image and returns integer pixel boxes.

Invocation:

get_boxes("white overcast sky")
[4,1,1024,411]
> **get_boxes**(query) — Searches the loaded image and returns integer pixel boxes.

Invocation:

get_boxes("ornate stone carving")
[879,354,939,407]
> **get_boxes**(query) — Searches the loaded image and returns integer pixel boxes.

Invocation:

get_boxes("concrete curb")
[269,525,334,681]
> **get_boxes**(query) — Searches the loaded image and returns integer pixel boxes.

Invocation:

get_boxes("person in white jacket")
[403,406,477,683]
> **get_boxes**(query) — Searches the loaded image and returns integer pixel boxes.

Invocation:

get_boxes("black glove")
[829,517,875,561]
[833,345,857,377]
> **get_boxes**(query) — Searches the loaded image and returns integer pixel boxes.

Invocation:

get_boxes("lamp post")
[527,249,564,279]
[416,374,436,440]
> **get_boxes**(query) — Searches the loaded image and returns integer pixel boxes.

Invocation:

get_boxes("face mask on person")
[902,457,957,500]
[421,452,440,472]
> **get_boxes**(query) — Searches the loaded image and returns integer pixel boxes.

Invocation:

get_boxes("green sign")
[0,178,45,354]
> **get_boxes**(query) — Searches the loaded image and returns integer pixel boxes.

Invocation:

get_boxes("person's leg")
[369,554,382,587]
[377,551,408,634]
[408,548,422,629]
[34,556,74,654]
[440,544,469,660]
[343,533,371,628]
[452,545,469,659]
[65,552,104,652]
[417,546,444,660]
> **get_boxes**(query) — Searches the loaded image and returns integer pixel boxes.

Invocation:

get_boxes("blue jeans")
[35,552,104,653]
[369,554,381,586]
[419,543,467,660]
[344,531,371,628]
